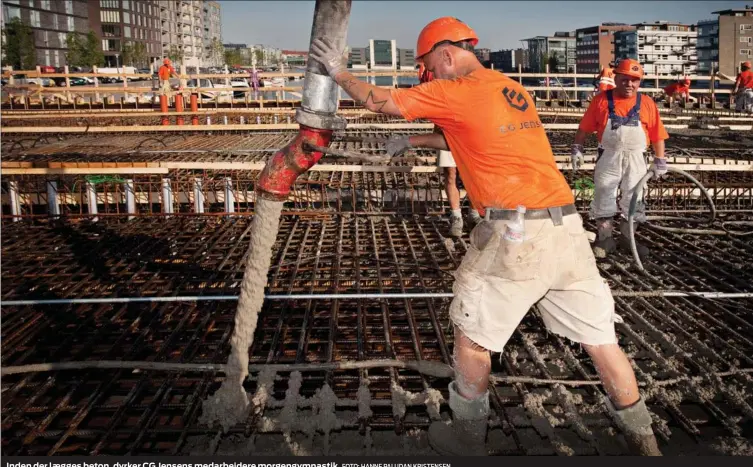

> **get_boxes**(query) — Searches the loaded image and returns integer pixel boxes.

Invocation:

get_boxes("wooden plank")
[0,167,170,175]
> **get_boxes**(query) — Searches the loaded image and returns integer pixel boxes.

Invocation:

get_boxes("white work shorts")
[450,213,618,352]
[438,150,457,168]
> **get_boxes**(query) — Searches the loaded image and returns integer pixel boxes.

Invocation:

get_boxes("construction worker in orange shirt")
[596,63,616,95]
[572,59,669,260]
[311,18,662,457]
[158,58,179,95]
[387,64,482,236]
[659,77,695,105]
[733,61,753,113]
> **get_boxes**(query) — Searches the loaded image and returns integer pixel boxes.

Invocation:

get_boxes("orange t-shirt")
[578,92,669,145]
[158,64,174,80]
[390,68,573,211]
[663,82,690,97]
[736,70,753,89]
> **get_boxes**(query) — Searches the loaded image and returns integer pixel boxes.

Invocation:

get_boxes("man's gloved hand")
[310,38,348,78]
[385,136,412,157]
[650,157,668,179]
[571,143,585,171]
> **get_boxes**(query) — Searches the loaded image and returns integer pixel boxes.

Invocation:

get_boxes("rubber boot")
[449,214,464,238]
[428,382,488,456]
[606,397,662,456]
[592,218,617,258]
[619,219,649,261]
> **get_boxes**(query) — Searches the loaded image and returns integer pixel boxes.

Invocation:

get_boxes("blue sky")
[219,1,744,50]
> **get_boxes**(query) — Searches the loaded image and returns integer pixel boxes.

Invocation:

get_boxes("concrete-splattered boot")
[619,219,649,261]
[449,214,464,237]
[428,382,488,456]
[592,218,617,258]
[607,397,662,456]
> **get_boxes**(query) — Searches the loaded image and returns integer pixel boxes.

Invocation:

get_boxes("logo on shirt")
[502,87,529,112]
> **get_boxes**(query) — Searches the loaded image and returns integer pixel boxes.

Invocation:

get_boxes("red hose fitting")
[256,125,333,200]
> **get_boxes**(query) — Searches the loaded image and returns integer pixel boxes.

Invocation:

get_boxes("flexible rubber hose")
[628,166,717,273]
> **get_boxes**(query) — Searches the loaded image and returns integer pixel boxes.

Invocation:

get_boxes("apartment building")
[348,47,368,69]
[202,0,222,67]
[698,7,753,77]
[474,47,490,64]
[369,39,397,70]
[522,32,576,72]
[489,50,514,71]
[90,0,162,68]
[575,23,635,74]
[615,22,697,77]
[1,0,90,67]
[397,48,415,70]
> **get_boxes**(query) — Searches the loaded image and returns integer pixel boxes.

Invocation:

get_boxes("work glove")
[571,143,585,171]
[310,38,348,78]
[650,157,668,179]
[385,136,412,157]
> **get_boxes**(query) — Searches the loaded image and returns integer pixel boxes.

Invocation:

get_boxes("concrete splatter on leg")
[201,199,284,431]
[452,327,491,399]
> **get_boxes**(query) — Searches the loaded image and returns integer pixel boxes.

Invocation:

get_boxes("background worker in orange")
[311,17,662,457]
[660,77,695,104]
[733,61,753,113]
[572,59,669,260]
[596,63,616,94]
[387,64,482,237]
[158,58,179,95]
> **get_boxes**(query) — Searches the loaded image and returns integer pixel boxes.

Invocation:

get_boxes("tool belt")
[485,204,577,226]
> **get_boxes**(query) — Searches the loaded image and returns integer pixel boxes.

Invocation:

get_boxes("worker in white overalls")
[571,59,670,260]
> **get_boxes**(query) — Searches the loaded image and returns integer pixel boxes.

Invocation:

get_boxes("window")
[124,12,131,23]
[742,24,753,32]
[742,37,750,43]
[3,5,21,20]
[40,0,50,10]
[53,50,60,67]
[124,26,131,38]
[123,0,130,9]
[102,25,120,37]
[30,10,40,27]
[741,49,751,56]
[101,10,120,23]
[100,0,119,8]
[44,49,51,66]
[65,0,73,14]
[67,16,74,31]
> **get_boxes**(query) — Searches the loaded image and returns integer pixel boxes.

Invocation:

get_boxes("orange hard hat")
[163,58,171,65]
[418,63,434,83]
[614,58,643,79]
[743,61,752,68]
[416,17,479,60]
[683,77,691,86]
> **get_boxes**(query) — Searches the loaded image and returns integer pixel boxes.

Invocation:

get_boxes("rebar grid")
[2,215,753,455]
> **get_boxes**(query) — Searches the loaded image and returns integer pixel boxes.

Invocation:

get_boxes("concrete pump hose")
[628,166,717,273]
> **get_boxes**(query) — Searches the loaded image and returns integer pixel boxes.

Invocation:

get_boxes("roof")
[282,50,308,56]
[712,9,753,14]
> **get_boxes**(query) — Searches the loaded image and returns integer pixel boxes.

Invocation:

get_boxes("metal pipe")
[161,178,173,214]
[8,181,21,222]
[86,180,98,221]
[255,0,351,200]
[46,181,60,217]
[224,177,235,213]
[124,178,136,220]
[193,177,204,214]
[2,291,752,307]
